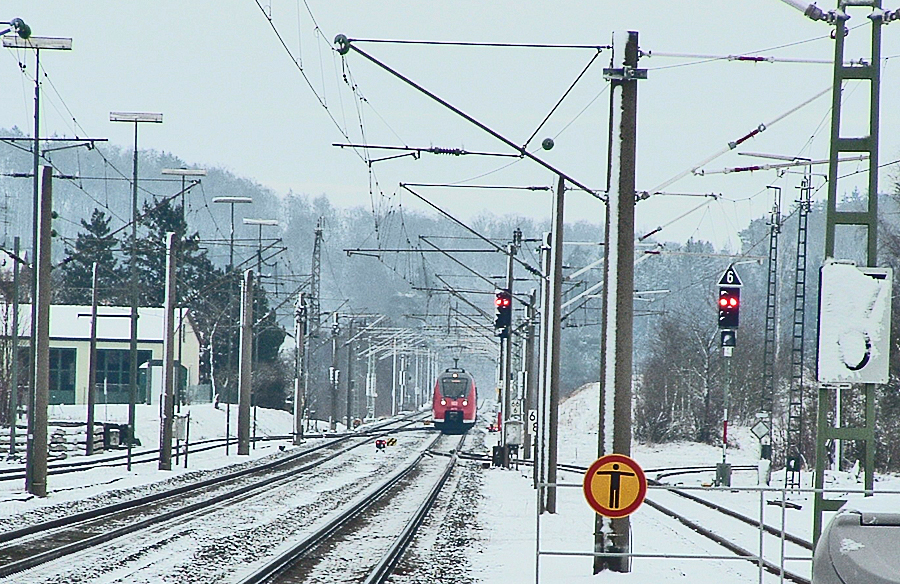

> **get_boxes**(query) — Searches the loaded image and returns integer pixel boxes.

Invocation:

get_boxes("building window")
[94,349,151,404]
[49,348,76,405]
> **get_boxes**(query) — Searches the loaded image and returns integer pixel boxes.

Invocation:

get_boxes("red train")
[432,366,477,434]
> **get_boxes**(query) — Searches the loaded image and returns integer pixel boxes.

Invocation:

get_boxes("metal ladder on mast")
[761,187,782,422]
[786,177,811,490]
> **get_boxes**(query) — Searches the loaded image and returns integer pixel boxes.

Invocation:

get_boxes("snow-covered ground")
[2,386,899,582]
[475,383,900,583]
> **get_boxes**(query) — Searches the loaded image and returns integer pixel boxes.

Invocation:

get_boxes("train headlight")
[440,399,446,406]
[462,399,468,406]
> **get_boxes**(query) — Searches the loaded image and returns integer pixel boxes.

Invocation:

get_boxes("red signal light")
[718,286,740,328]
[494,289,512,334]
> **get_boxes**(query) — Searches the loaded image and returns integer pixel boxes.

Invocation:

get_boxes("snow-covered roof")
[13,304,191,343]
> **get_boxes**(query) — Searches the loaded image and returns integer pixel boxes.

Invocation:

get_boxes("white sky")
[3,1,900,250]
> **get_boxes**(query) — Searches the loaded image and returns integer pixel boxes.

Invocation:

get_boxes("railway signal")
[718,287,740,329]
[717,265,743,331]
[494,289,512,337]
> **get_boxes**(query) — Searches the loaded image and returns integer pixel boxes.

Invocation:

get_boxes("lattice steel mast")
[786,175,812,489]
[761,186,782,436]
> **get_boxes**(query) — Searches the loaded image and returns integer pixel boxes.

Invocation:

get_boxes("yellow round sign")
[583,454,647,518]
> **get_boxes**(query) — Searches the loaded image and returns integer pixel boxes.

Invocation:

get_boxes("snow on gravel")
[3,389,900,582]
[4,421,435,584]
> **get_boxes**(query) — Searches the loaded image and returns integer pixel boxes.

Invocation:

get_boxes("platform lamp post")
[212,196,252,454]
[4,29,73,493]
[161,168,206,411]
[110,111,163,471]
[212,197,253,272]
[242,218,279,448]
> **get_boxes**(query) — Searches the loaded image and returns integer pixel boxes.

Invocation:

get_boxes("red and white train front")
[432,367,477,433]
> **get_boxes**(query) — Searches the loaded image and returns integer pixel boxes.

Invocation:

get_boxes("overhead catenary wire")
[638,197,719,242]
[400,184,541,277]
[343,38,612,50]
[695,154,868,176]
[402,183,551,191]
[644,21,872,72]
[337,38,606,201]
[642,50,852,66]
[522,49,604,150]
[645,85,832,194]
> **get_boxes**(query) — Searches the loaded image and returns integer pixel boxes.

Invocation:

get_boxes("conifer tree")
[56,209,123,305]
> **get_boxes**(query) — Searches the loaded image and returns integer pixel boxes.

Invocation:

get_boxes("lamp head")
[11,18,30,39]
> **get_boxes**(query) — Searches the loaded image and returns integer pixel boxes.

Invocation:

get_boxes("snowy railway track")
[234,433,467,584]
[0,435,291,482]
[642,476,813,584]
[0,414,429,582]
[0,423,432,483]
[643,491,811,584]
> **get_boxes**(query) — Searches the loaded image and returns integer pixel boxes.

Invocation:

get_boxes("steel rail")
[0,421,432,482]
[0,435,293,481]
[0,414,427,579]
[233,432,449,584]
[642,496,811,584]
[364,434,467,584]
[648,478,813,551]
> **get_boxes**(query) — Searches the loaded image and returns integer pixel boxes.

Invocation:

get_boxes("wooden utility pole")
[595,31,642,574]
[237,269,253,455]
[159,233,177,470]
[29,165,52,497]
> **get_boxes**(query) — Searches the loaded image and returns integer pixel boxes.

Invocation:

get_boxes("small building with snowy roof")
[8,304,202,406]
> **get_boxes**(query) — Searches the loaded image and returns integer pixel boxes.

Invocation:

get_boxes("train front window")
[440,377,469,399]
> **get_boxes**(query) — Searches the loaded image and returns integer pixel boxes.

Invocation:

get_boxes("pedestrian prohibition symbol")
[583,454,647,518]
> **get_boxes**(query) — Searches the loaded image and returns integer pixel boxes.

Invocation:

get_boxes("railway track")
[0,424,432,483]
[0,435,289,482]
[0,413,430,582]
[644,487,812,584]
[234,433,467,584]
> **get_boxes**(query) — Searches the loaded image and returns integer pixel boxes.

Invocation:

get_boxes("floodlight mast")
[109,111,163,472]
[240,217,279,448]
[161,167,206,219]
[4,30,73,496]
[212,197,253,271]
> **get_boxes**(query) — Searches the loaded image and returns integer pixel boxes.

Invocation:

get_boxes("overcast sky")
[3,1,900,250]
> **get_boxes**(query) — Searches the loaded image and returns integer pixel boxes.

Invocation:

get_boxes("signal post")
[717,264,742,487]
[493,284,512,467]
